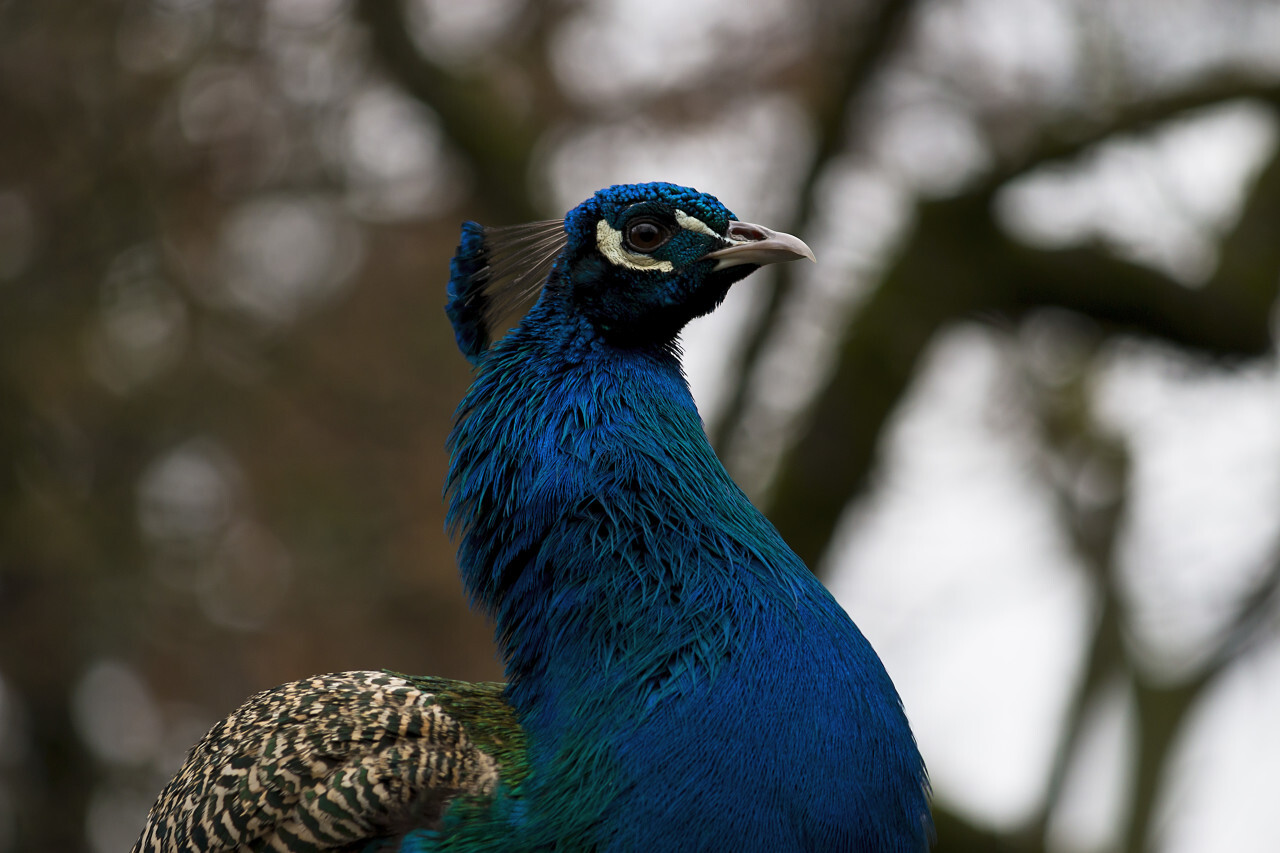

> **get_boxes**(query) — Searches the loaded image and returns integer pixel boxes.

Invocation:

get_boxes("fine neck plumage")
[446,262,929,852]
[447,282,798,701]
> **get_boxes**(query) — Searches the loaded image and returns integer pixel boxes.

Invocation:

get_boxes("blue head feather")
[445,221,490,362]
[566,181,734,240]
[441,183,932,851]
[447,218,566,364]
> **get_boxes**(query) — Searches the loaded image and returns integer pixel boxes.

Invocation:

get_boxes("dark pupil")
[627,221,665,251]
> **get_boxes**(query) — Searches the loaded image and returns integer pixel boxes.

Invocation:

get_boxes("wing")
[133,671,524,853]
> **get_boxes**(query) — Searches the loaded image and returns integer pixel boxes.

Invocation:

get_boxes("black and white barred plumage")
[134,672,520,853]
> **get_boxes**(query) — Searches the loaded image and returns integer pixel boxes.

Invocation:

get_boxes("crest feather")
[446,219,566,363]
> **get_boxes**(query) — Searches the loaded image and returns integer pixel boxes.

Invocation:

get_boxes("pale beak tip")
[702,221,817,270]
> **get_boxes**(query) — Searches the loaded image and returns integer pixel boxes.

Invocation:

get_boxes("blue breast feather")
[434,272,931,851]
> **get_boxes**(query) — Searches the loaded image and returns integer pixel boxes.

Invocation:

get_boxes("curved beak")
[701,220,817,270]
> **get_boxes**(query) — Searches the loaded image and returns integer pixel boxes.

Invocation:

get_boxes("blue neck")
[445,287,930,851]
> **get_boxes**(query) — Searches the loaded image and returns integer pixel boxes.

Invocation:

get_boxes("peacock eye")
[623,218,672,253]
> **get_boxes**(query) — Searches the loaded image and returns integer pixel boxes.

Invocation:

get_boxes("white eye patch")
[673,209,718,238]
[595,220,674,272]
[594,209,721,272]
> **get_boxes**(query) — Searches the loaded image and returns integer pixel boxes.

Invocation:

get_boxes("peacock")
[133,182,932,852]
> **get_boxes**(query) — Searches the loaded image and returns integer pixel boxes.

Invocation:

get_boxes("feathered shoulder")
[133,671,524,853]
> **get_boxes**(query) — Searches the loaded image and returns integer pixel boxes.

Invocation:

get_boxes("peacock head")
[447,182,814,360]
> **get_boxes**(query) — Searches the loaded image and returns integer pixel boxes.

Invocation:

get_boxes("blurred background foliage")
[2,0,1279,850]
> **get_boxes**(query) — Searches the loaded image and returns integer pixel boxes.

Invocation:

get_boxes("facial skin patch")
[596,220,676,272]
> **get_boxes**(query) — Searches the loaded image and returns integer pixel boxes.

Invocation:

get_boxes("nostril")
[725,221,769,243]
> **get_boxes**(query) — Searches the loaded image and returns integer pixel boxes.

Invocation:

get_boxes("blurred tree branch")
[712,0,919,450]
[891,154,1280,849]
[1125,536,1280,852]
[765,96,1280,567]
[894,146,1280,853]
[354,0,568,221]
[989,73,1280,184]
[1019,336,1131,853]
